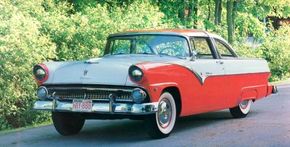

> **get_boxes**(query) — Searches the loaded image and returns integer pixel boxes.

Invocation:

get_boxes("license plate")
[72,99,92,112]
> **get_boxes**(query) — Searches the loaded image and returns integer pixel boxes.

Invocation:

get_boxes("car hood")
[44,55,185,86]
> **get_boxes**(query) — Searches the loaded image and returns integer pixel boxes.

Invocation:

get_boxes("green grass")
[0,120,52,136]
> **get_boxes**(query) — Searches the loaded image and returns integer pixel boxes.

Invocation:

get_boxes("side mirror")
[190,51,197,61]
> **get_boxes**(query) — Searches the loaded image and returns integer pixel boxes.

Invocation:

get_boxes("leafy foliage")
[40,1,165,60]
[260,26,290,81]
[0,0,55,129]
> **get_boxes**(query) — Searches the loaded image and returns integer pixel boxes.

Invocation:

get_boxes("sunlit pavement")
[0,85,289,147]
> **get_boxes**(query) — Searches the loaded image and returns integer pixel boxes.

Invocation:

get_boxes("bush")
[233,44,262,58]
[0,0,55,129]
[259,25,290,81]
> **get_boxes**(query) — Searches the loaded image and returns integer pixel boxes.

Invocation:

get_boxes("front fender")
[131,62,202,116]
[146,82,179,102]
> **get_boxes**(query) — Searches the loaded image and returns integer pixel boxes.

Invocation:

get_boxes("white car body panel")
[43,54,270,86]
[222,59,269,75]
[44,55,185,86]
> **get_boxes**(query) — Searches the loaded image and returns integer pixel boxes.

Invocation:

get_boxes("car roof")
[109,29,229,44]
[109,29,209,38]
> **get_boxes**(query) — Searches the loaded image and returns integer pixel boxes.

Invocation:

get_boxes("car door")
[187,37,227,111]
[212,38,244,107]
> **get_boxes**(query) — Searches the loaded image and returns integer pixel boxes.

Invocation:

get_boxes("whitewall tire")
[229,100,253,118]
[145,92,177,139]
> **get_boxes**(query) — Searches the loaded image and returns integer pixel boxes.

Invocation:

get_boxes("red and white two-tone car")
[33,29,277,138]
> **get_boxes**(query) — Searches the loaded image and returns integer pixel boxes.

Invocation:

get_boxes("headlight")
[132,88,147,103]
[37,86,48,99]
[33,64,48,82]
[129,65,143,82]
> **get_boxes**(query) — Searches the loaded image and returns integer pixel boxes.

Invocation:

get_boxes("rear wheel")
[145,92,177,139]
[229,100,252,118]
[52,112,85,136]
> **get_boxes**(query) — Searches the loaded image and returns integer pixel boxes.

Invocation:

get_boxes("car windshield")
[106,35,190,57]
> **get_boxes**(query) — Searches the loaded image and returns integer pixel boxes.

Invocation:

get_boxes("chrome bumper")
[33,100,158,114]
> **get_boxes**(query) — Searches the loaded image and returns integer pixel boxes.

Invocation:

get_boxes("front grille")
[46,87,133,102]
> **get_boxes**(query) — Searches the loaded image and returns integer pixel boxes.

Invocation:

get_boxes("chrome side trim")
[33,100,158,114]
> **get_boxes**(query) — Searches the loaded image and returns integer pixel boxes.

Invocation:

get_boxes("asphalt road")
[1,85,290,147]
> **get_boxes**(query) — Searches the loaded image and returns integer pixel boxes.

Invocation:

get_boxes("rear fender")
[240,89,258,103]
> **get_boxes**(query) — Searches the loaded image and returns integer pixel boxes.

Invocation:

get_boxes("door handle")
[216,61,224,64]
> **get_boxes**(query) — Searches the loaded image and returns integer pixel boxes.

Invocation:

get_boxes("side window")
[191,37,214,59]
[214,39,236,58]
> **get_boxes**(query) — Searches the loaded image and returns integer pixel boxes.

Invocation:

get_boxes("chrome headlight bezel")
[36,86,48,99]
[33,64,48,82]
[129,65,143,82]
[131,88,147,104]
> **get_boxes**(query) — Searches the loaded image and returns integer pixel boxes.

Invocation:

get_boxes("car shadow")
[174,110,233,132]
[55,110,235,143]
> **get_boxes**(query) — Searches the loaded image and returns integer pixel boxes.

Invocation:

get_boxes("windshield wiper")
[136,52,155,55]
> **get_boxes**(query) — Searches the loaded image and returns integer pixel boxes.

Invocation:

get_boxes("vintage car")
[33,29,277,138]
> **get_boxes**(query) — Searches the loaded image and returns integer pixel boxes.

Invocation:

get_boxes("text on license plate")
[72,99,92,112]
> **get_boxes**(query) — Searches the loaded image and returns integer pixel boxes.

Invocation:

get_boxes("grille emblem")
[83,70,88,76]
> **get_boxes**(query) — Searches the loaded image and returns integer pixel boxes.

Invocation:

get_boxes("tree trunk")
[187,0,193,28]
[205,0,211,30]
[207,0,211,21]
[178,0,186,25]
[193,0,198,28]
[218,0,222,24]
[186,0,198,28]
[227,0,234,43]
[232,1,238,29]
[214,0,222,25]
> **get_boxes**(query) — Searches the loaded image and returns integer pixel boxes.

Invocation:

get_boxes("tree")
[214,0,222,25]
[227,0,234,43]
[193,0,199,28]
[206,0,212,30]
[187,0,198,28]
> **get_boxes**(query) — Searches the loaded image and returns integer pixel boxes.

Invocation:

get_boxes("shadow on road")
[55,110,233,143]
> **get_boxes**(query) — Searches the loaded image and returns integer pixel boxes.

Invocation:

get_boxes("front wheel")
[145,92,177,139]
[52,112,85,136]
[229,100,253,118]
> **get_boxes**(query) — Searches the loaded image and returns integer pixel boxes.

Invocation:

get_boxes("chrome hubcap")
[157,99,172,128]
[240,100,249,109]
